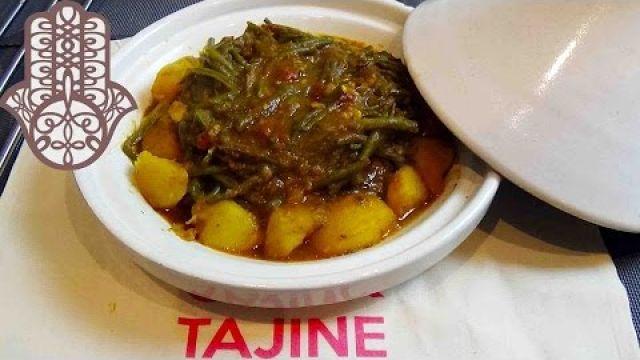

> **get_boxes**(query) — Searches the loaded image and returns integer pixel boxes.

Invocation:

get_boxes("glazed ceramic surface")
[404,0,640,232]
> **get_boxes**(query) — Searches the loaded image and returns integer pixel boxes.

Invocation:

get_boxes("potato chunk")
[311,195,395,256]
[151,56,200,102]
[386,165,428,217]
[141,116,182,160]
[412,138,455,195]
[195,201,260,253]
[134,151,188,209]
[265,204,324,258]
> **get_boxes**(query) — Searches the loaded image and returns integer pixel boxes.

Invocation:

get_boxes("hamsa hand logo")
[0,1,136,169]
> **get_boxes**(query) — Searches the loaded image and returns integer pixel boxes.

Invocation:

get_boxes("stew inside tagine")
[123,21,455,261]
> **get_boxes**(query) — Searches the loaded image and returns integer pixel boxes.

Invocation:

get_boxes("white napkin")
[0,40,637,359]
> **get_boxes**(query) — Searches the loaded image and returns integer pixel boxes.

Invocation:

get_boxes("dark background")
[0,0,638,339]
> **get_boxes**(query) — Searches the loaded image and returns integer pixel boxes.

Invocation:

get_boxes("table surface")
[0,0,638,341]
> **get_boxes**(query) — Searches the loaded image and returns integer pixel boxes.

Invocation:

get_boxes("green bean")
[323,58,347,83]
[256,76,271,98]
[190,67,236,90]
[335,133,368,145]
[234,115,254,131]
[313,162,363,190]
[266,22,309,42]
[190,156,241,188]
[211,173,238,188]
[231,166,272,195]
[216,138,293,168]
[189,178,223,201]
[313,131,381,189]
[177,115,202,159]
[229,48,247,66]
[201,148,215,164]
[190,169,249,201]
[122,101,169,161]
[246,21,270,38]
[193,109,216,128]
[233,87,294,130]
[358,116,419,133]
[188,178,205,199]
[262,86,296,115]
[295,107,326,132]
[245,63,259,91]
[372,51,404,71]
[202,39,235,73]
[375,147,405,167]
[288,38,332,54]
[359,131,382,160]
[207,91,238,108]
[204,165,273,202]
